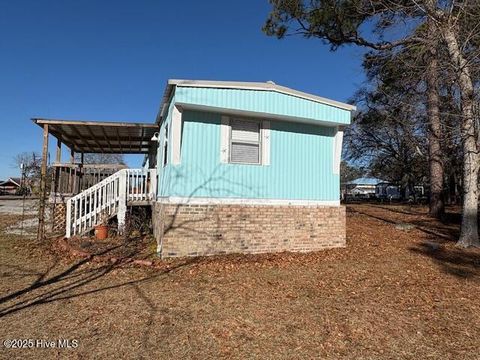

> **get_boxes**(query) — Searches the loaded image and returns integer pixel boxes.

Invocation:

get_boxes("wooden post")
[117,170,127,235]
[56,139,62,163]
[79,152,84,191]
[149,168,157,200]
[70,147,75,193]
[66,199,71,238]
[37,124,49,241]
[52,139,61,194]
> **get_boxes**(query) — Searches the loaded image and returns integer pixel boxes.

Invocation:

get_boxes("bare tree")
[346,83,428,193]
[11,152,42,194]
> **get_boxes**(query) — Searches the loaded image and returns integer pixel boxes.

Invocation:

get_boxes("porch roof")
[32,118,159,154]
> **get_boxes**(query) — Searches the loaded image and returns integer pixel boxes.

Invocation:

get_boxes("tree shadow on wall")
[158,165,261,256]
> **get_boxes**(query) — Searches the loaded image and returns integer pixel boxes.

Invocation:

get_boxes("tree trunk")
[426,22,445,219]
[443,26,480,247]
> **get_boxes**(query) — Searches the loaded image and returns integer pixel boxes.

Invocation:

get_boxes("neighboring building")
[375,182,426,201]
[344,177,384,199]
[375,182,401,200]
[34,79,355,258]
[0,177,21,195]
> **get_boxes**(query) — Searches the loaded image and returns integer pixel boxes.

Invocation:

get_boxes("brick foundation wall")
[152,202,346,258]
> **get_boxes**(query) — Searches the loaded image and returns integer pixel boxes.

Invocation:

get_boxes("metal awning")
[32,118,159,154]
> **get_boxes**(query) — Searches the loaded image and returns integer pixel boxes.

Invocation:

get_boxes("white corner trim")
[157,196,340,207]
[333,128,343,175]
[171,106,182,165]
[261,120,270,166]
[220,115,230,163]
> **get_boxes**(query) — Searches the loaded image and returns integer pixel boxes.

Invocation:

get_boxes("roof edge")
[32,118,158,128]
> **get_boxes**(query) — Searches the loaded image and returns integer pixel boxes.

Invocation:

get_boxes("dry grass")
[1,205,480,359]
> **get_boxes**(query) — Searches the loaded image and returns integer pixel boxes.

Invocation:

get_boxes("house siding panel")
[175,86,351,125]
[160,110,339,201]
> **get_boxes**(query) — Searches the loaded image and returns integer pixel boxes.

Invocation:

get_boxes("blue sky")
[0,0,365,179]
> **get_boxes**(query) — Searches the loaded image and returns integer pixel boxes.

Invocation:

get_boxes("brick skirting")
[152,202,346,258]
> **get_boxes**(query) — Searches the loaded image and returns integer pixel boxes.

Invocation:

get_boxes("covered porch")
[32,118,159,240]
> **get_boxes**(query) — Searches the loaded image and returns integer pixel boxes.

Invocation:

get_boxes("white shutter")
[220,116,230,163]
[171,106,182,165]
[333,127,343,174]
[261,120,270,166]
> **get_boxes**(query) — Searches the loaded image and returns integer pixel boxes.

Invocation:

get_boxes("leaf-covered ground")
[1,204,479,359]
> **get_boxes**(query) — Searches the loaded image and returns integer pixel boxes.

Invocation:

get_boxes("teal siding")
[175,86,351,125]
[159,110,339,201]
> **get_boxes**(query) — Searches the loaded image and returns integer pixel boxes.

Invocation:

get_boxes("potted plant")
[94,212,109,240]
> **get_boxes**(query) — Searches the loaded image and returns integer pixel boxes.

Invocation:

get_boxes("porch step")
[66,168,156,237]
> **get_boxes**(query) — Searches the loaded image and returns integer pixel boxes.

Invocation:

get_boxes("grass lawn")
[1,204,480,359]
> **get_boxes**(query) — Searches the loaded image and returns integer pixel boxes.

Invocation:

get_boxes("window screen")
[230,119,261,164]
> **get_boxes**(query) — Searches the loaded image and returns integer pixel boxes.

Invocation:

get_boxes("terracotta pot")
[95,224,109,240]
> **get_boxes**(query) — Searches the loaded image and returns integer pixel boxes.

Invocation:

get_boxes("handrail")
[52,163,127,195]
[66,168,157,238]
[51,163,128,169]
[69,169,125,202]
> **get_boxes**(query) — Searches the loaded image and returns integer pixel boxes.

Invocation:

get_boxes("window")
[229,119,261,164]
[163,124,169,167]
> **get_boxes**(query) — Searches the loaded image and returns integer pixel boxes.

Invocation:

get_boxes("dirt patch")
[1,205,480,359]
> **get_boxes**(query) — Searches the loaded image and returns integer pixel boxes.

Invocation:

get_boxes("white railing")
[66,168,157,238]
[126,169,157,203]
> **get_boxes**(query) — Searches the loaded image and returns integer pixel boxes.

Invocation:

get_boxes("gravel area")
[0,198,39,237]
[0,198,38,215]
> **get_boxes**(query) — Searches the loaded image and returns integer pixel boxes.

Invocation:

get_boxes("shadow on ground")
[347,204,480,281]
[0,242,200,318]
[347,205,461,242]
[410,241,480,280]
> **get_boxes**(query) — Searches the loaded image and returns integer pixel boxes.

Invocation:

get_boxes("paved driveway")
[0,198,38,215]
[0,198,39,236]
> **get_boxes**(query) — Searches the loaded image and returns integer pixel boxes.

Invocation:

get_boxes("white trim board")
[220,116,230,163]
[157,197,340,207]
[176,102,347,128]
[333,128,344,175]
[171,105,182,165]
